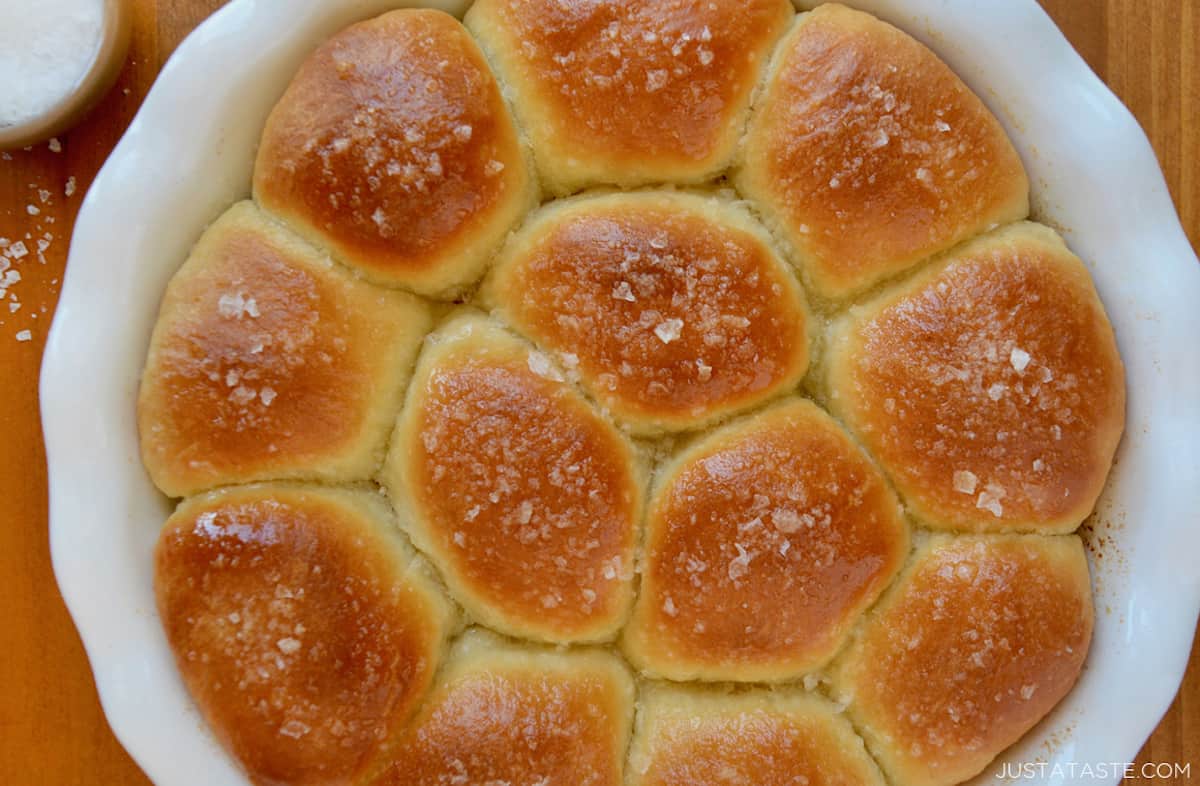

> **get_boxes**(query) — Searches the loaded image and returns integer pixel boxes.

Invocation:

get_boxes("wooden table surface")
[0,1,1195,783]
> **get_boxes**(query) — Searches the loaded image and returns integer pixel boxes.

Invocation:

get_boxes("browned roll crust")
[384,313,642,643]
[737,3,1030,300]
[465,0,794,194]
[628,685,887,786]
[154,485,457,786]
[826,222,1125,533]
[137,201,431,498]
[484,191,811,435]
[623,398,909,681]
[368,630,634,786]
[830,534,1093,786]
[253,9,535,296]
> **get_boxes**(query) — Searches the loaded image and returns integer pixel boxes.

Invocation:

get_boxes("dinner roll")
[154,484,456,786]
[737,3,1029,300]
[825,222,1125,533]
[138,201,431,498]
[484,191,810,435]
[623,398,909,682]
[465,0,793,194]
[628,685,886,786]
[253,9,535,297]
[830,534,1093,786]
[368,629,634,786]
[384,313,642,643]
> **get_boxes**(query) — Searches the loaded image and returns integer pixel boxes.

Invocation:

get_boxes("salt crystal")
[915,168,932,184]
[953,470,977,495]
[484,159,505,176]
[1020,684,1037,700]
[279,720,310,739]
[662,596,677,617]
[727,544,753,582]
[697,48,713,66]
[15,329,32,342]
[26,205,39,216]
[260,387,277,406]
[987,382,1006,401]
[276,637,301,654]
[527,351,562,381]
[699,25,712,42]
[612,281,635,302]
[48,138,62,153]
[217,292,249,318]
[645,70,669,92]
[516,500,533,525]
[1009,347,1031,372]
[772,508,803,534]
[453,532,465,547]
[696,359,712,381]
[1032,458,1045,472]
[935,120,951,133]
[654,318,683,344]
[453,124,473,142]
[649,232,669,250]
[868,128,890,149]
[8,302,19,313]
[976,484,1006,518]
[64,176,77,197]
[829,175,841,189]
[230,386,257,405]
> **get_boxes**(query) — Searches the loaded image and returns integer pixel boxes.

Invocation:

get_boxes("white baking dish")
[40,1,1200,784]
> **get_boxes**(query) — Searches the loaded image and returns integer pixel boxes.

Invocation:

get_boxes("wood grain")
[0,1,1194,783]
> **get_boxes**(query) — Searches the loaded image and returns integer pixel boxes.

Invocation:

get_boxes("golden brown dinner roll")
[484,191,811,435]
[154,484,457,786]
[465,0,793,194]
[368,629,634,786]
[623,398,909,682]
[384,313,642,643]
[737,3,1030,300]
[253,9,535,297]
[825,222,1125,533]
[830,534,1093,786]
[628,685,886,786]
[138,201,431,498]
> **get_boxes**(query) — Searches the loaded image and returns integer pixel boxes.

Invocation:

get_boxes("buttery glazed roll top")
[369,630,634,786]
[384,314,642,643]
[137,201,431,498]
[253,9,534,296]
[831,534,1093,786]
[466,0,793,194]
[628,686,886,786]
[623,399,909,682]
[826,222,1125,533]
[485,191,810,435]
[738,3,1029,299]
[154,485,456,786]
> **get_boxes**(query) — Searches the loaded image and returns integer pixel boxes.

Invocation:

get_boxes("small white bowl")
[40,2,1200,785]
[0,0,131,151]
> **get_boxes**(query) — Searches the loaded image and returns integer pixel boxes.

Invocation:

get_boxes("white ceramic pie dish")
[40,1,1200,784]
